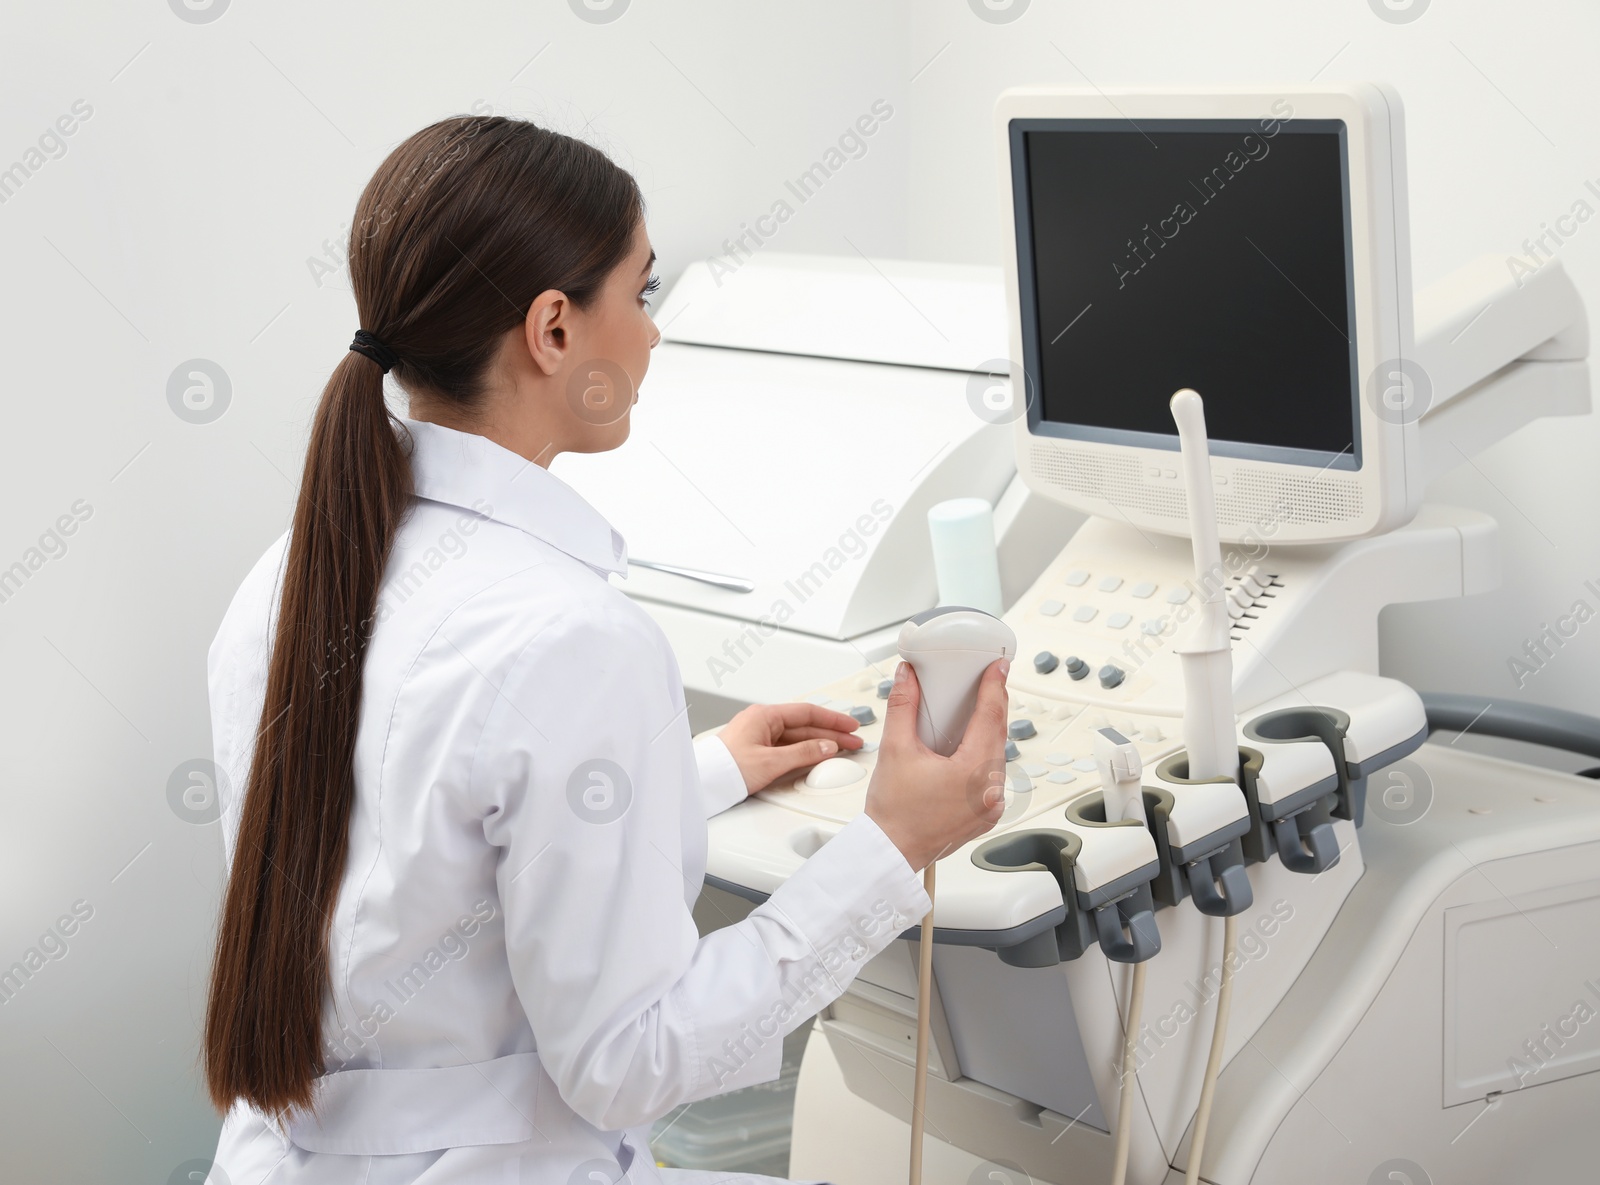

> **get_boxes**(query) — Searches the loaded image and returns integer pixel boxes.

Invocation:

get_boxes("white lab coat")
[206,416,930,1184]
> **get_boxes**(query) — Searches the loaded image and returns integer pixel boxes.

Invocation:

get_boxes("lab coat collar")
[397,416,629,579]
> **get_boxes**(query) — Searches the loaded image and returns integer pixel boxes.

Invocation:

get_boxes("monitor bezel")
[994,84,1418,544]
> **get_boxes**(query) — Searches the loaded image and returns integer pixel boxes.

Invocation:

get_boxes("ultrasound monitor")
[995,84,1422,543]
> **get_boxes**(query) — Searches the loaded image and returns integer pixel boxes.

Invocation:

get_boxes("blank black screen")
[1016,119,1359,465]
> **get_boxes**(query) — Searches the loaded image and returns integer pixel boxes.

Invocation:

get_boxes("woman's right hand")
[863,656,1011,873]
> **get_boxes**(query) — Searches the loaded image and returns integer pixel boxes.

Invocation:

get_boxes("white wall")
[3,1,1597,1181]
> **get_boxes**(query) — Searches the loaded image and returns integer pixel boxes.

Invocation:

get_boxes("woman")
[203,114,1010,1185]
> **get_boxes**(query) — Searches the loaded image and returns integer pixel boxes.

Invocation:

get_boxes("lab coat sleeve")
[692,732,749,818]
[474,602,931,1134]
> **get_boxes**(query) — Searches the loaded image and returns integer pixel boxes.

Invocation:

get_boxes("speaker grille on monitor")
[1031,442,1362,529]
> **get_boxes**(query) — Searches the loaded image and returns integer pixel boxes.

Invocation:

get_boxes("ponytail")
[202,114,643,1119]
[202,350,410,1118]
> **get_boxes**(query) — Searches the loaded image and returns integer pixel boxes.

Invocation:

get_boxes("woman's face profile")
[560,218,661,454]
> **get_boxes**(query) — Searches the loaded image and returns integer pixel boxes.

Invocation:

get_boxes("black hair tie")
[349,329,400,374]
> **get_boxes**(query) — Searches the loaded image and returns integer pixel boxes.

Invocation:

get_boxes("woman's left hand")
[716,702,866,794]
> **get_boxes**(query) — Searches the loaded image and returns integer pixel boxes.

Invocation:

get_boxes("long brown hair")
[203,115,643,1120]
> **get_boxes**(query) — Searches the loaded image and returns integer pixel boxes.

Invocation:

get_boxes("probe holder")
[1240,708,1355,874]
[971,830,1092,969]
[971,821,1161,967]
[1134,768,1254,917]
[1059,794,1162,962]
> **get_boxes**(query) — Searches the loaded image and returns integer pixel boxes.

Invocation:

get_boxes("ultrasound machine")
[562,82,1599,1184]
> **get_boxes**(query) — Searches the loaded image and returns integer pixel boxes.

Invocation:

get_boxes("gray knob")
[877,678,893,699]
[1064,655,1089,680]
[1008,719,1037,741]
[1098,664,1125,689]
[849,704,876,725]
[1033,650,1059,675]
[1004,739,1020,762]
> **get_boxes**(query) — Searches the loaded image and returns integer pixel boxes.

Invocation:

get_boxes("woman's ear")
[524,289,569,376]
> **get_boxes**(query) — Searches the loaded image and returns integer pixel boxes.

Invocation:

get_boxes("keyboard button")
[1166,586,1192,604]
[1063,569,1090,586]
[1106,612,1131,629]
[1039,599,1064,616]
[1072,605,1098,623]
[1097,575,1123,592]
[1130,581,1157,599]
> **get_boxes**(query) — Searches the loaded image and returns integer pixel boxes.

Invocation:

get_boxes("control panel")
[701,516,1435,964]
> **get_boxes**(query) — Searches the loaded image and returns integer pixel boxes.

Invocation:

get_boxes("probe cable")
[1185,913,1237,1185]
[1111,957,1149,1185]
[909,860,936,1185]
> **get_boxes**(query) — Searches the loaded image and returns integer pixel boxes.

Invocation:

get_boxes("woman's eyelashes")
[640,274,660,307]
